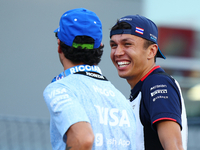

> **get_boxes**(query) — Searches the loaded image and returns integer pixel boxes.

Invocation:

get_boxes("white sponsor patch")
[50,94,70,107]
[93,85,115,97]
[119,18,132,21]
[95,133,131,147]
[70,65,101,74]
[106,138,131,147]
[153,96,168,102]
[86,72,104,79]
[96,133,103,146]
[150,84,167,91]
[53,98,73,112]
[151,89,167,97]
[48,88,67,99]
[94,105,130,127]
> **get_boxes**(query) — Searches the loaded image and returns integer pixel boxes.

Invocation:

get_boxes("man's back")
[44,70,136,150]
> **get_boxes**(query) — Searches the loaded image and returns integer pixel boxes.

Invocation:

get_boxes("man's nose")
[114,45,125,56]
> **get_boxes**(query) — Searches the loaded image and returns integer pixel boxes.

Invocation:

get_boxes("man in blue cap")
[43,8,137,150]
[110,15,188,150]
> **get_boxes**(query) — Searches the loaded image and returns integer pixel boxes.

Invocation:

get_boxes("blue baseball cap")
[110,15,166,59]
[54,8,102,49]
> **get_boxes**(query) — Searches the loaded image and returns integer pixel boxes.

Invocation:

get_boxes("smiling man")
[109,15,188,150]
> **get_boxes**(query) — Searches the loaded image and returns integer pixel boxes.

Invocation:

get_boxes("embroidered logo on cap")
[135,27,144,35]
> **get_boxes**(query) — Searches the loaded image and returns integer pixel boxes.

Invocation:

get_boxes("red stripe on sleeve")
[153,118,177,124]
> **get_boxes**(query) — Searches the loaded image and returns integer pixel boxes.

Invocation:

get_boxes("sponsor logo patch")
[93,85,115,97]
[151,89,167,97]
[150,84,167,91]
[153,96,168,102]
[94,105,130,127]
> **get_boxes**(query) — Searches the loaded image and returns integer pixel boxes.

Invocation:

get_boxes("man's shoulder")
[145,70,173,84]
[43,78,71,97]
[141,70,176,94]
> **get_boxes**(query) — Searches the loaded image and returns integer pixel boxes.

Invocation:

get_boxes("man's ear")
[57,39,62,54]
[147,44,158,60]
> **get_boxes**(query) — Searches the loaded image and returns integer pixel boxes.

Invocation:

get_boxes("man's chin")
[118,73,127,79]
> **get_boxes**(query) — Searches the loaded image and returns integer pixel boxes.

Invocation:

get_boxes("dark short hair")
[143,40,156,49]
[111,20,132,30]
[56,34,103,65]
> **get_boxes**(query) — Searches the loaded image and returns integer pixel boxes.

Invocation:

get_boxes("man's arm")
[156,120,184,150]
[65,121,94,150]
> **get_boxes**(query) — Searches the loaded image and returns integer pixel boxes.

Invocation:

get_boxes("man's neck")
[63,59,84,71]
[127,64,157,89]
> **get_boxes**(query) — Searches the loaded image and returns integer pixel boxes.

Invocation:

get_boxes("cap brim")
[54,28,59,33]
[157,47,166,59]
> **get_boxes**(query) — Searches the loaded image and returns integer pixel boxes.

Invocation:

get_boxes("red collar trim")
[141,66,160,81]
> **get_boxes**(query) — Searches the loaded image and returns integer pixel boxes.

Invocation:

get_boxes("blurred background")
[0,0,200,149]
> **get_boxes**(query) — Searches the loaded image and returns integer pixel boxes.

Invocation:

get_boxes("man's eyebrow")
[121,38,134,42]
[110,40,115,43]
[110,38,133,43]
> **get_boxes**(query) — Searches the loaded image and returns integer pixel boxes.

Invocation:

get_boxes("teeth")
[117,61,130,67]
